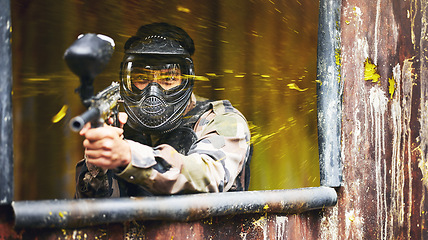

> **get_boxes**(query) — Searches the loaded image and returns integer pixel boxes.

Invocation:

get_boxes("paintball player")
[75,22,251,198]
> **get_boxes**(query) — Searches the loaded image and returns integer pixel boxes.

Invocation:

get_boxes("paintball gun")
[64,33,121,131]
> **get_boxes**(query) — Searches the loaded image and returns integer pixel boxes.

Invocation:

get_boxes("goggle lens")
[123,62,183,91]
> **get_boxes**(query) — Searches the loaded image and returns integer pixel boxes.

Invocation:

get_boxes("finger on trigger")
[118,112,128,128]
[107,116,114,125]
[79,122,92,136]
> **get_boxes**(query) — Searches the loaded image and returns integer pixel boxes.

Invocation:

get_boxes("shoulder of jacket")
[211,100,236,115]
[209,100,249,137]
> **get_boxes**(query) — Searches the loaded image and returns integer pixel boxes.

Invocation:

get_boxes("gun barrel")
[69,108,101,132]
[69,82,120,131]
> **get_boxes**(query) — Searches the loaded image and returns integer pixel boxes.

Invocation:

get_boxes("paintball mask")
[120,35,194,134]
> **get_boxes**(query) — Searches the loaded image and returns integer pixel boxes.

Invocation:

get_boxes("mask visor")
[121,55,191,93]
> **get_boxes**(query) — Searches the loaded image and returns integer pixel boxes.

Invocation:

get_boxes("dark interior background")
[11,0,320,200]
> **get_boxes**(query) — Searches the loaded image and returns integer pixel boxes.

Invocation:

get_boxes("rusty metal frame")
[316,0,343,187]
[2,0,342,229]
[0,0,13,205]
[13,187,337,228]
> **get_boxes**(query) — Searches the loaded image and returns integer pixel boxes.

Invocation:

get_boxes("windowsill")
[12,186,337,229]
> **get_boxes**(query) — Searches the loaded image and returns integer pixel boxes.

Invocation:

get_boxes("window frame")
[0,0,342,228]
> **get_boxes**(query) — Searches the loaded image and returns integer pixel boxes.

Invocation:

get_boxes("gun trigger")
[83,99,91,106]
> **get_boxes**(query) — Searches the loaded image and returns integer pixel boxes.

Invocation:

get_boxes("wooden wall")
[322,0,428,238]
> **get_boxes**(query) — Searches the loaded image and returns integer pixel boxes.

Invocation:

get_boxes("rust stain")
[251,216,267,239]
[399,58,415,239]
[418,1,428,235]
[59,228,106,240]
[319,205,339,240]
[418,1,428,234]
[418,0,428,189]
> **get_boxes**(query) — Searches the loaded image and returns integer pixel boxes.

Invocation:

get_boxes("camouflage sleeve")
[75,159,111,198]
[116,100,251,194]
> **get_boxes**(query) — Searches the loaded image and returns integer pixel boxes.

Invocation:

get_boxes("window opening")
[1,0,342,229]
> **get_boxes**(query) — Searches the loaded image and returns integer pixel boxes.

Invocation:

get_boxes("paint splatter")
[193,75,210,81]
[252,216,268,240]
[388,77,396,99]
[287,83,308,92]
[364,58,381,83]
[177,6,190,13]
[52,105,68,123]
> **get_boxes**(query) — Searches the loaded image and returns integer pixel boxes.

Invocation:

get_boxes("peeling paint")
[418,1,428,235]
[319,205,338,240]
[345,209,364,239]
[369,85,388,240]
[410,0,418,46]
[252,216,268,240]
[418,0,428,189]
[403,59,415,239]
[389,63,406,238]
[275,216,288,240]
[353,6,363,25]
[374,0,381,63]
[240,231,248,240]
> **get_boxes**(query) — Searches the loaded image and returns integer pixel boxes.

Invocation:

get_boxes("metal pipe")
[0,0,14,204]
[316,0,343,187]
[13,187,337,228]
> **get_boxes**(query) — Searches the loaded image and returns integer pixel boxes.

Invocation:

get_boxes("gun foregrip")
[69,108,101,132]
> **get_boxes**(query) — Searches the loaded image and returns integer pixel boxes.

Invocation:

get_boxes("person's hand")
[80,112,131,169]
[107,112,128,129]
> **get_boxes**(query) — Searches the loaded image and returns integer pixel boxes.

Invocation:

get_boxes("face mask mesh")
[120,55,194,134]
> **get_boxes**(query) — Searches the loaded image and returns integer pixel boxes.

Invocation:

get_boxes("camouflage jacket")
[75,94,251,197]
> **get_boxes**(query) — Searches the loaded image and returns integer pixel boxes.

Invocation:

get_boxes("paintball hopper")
[64,33,115,107]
